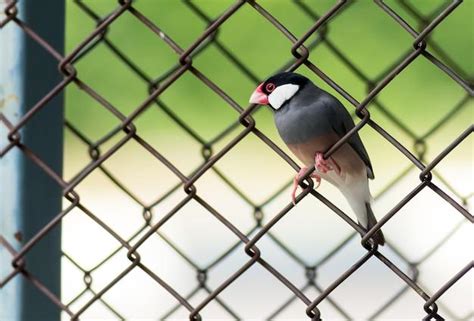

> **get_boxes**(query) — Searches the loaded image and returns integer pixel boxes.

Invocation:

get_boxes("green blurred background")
[63,0,473,192]
[65,0,473,138]
[60,1,473,320]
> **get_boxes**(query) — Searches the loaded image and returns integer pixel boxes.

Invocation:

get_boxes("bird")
[249,72,385,245]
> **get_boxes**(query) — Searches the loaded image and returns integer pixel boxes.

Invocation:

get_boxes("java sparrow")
[249,72,385,245]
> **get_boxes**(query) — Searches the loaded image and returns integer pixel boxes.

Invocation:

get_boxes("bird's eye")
[265,83,275,93]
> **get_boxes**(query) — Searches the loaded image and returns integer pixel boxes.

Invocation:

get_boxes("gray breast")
[273,87,334,145]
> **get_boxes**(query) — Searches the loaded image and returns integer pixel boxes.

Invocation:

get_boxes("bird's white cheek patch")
[268,84,299,110]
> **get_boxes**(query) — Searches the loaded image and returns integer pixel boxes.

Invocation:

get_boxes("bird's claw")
[291,168,321,205]
[291,175,300,205]
[315,152,341,175]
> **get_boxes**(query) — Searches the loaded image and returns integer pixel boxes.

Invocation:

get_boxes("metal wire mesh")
[1,0,473,320]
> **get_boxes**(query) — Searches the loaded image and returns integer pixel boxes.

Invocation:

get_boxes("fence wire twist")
[1,0,473,320]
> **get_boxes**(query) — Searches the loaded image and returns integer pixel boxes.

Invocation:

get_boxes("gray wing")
[322,92,374,179]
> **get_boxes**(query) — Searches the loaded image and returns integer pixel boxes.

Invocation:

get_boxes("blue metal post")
[1,1,65,320]
[1,2,25,319]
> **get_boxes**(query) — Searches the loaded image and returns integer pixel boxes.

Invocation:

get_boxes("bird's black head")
[249,72,310,110]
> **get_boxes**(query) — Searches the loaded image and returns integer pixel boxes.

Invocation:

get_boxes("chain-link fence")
[1,0,473,320]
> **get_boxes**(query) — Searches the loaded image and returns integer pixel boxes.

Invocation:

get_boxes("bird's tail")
[364,202,385,246]
[338,176,385,246]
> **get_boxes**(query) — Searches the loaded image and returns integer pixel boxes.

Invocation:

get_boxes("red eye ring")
[265,83,275,93]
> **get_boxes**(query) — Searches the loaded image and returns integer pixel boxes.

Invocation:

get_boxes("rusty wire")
[1,0,473,320]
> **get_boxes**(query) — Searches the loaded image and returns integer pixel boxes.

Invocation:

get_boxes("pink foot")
[291,168,321,205]
[315,152,341,175]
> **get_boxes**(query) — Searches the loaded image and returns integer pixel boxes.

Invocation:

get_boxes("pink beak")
[249,83,269,105]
